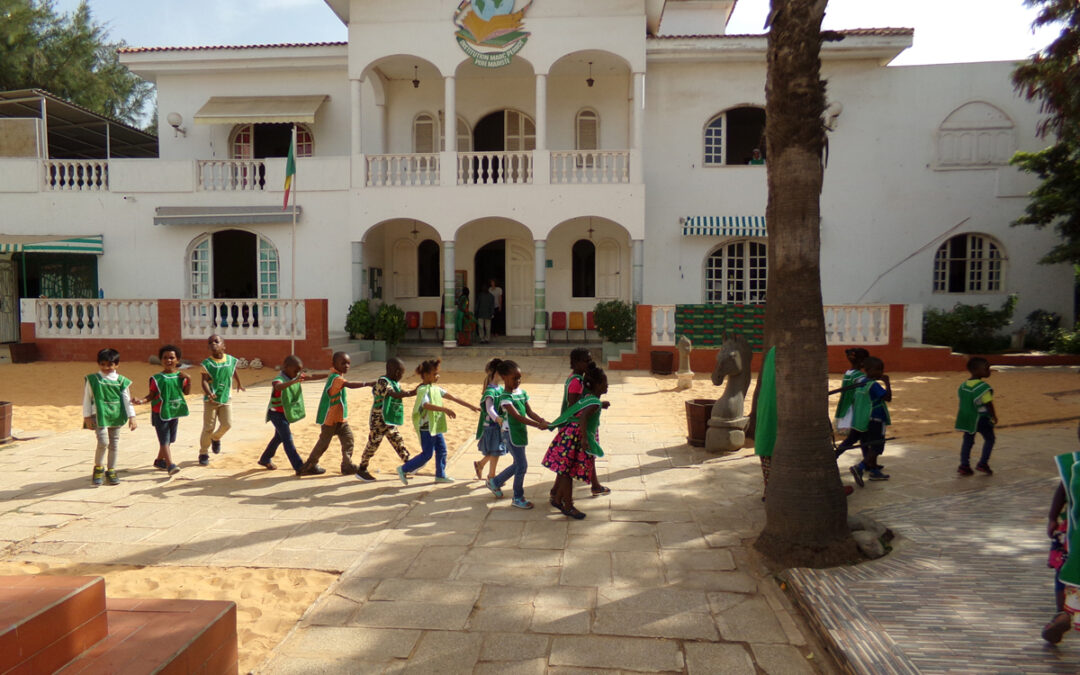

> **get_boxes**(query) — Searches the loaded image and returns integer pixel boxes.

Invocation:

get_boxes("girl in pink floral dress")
[543,364,608,520]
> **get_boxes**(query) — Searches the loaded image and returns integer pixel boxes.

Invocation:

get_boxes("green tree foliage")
[1011,0,1080,265]
[0,0,153,126]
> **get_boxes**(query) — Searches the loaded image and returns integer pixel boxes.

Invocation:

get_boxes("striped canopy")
[0,235,104,255]
[682,216,767,238]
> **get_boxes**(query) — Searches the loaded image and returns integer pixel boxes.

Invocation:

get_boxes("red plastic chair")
[550,311,568,342]
[405,311,421,340]
[586,311,596,340]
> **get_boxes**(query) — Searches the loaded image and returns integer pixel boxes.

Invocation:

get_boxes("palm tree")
[753,0,859,567]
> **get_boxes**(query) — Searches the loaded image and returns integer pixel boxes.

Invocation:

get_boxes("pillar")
[352,241,365,301]
[632,239,644,305]
[630,72,645,184]
[350,78,363,156]
[533,239,547,348]
[534,74,547,151]
[444,76,456,152]
[443,241,456,348]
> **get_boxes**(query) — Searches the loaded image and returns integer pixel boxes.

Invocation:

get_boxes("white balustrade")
[197,160,266,191]
[457,151,533,185]
[551,151,630,184]
[43,160,108,191]
[34,299,158,339]
[824,305,890,345]
[365,154,439,187]
[180,299,306,340]
[651,305,676,346]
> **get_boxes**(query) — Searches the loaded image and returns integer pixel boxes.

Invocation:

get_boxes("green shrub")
[923,296,1017,354]
[345,300,375,339]
[1052,325,1080,354]
[1024,309,1062,350]
[593,300,636,343]
[373,303,406,346]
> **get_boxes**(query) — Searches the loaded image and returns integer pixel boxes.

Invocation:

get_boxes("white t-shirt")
[490,286,503,310]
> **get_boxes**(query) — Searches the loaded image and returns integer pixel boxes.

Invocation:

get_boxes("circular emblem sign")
[453,0,532,68]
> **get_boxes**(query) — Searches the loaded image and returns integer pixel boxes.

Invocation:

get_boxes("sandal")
[474,461,483,480]
[591,486,611,497]
[1043,611,1072,644]
[559,504,586,520]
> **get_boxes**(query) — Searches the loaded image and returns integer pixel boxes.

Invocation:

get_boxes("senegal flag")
[282,125,296,210]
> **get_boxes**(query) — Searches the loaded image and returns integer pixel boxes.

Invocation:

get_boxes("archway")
[475,240,506,336]
[212,230,258,298]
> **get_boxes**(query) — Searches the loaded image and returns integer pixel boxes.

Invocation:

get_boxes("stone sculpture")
[676,335,693,390]
[705,334,752,452]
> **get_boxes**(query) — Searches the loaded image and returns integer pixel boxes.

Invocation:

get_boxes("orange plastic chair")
[549,311,568,342]
[420,311,439,340]
[568,311,585,341]
[405,311,420,340]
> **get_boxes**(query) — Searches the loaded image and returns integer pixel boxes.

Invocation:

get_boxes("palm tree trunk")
[754,0,859,567]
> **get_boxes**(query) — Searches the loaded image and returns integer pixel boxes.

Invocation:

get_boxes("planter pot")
[457,333,474,346]
[0,401,12,444]
[685,398,715,447]
[9,343,38,364]
[601,341,636,365]
[650,350,674,375]
[353,339,389,362]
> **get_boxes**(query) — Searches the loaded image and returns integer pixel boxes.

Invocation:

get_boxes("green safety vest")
[151,372,189,421]
[202,355,238,403]
[86,373,132,428]
[561,373,584,413]
[499,388,530,447]
[373,376,404,426]
[474,385,503,440]
[834,369,865,420]
[1055,451,1080,587]
[548,394,604,457]
[268,374,306,424]
[851,380,890,432]
[412,384,447,435]
[954,380,992,433]
[316,373,347,425]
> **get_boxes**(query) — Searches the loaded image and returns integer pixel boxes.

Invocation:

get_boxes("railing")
[824,305,890,345]
[366,153,439,187]
[43,160,108,192]
[457,151,532,185]
[180,299,306,340]
[652,305,677,346]
[551,151,630,184]
[197,160,266,191]
[34,299,159,338]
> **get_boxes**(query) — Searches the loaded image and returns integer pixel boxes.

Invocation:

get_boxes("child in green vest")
[553,348,611,503]
[355,357,417,481]
[955,356,997,476]
[473,358,506,481]
[396,358,479,485]
[198,334,244,466]
[259,355,327,472]
[834,347,869,432]
[1046,452,1080,643]
[485,360,549,509]
[835,356,892,486]
[144,344,190,476]
[543,362,609,519]
[298,351,377,476]
[82,348,140,485]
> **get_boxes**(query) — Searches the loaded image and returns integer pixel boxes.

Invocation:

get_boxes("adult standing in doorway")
[489,279,504,337]
[475,285,495,343]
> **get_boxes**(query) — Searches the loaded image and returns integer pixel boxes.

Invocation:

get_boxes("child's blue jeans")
[960,416,995,467]
[261,411,304,471]
[494,432,527,500]
[402,431,447,478]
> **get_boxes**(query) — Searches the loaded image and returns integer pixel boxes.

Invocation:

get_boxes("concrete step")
[0,575,108,675]
[396,341,603,358]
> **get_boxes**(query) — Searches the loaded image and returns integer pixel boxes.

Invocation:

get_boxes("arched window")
[230,124,313,159]
[187,231,279,299]
[704,107,766,166]
[936,102,1016,168]
[413,113,436,154]
[576,109,599,151]
[572,239,596,298]
[705,240,767,304]
[933,233,1005,293]
[439,114,472,151]
[417,239,441,297]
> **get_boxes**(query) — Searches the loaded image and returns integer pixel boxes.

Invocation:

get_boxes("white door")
[506,241,533,336]
[596,240,621,298]
[0,261,16,343]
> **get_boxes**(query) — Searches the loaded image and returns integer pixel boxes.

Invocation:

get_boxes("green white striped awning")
[682,216,767,237]
[0,235,104,255]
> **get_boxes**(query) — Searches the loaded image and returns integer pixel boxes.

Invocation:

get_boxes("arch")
[933,232,1006,293]
[937,101,1017,168]
[704,239,768,304]
[440,113,472,152]
[548,50,633,78]
[185,230,279,299]
[417,238,441,297]
[547,216,631,302]
[230,123,313,159]
[704,105,766,167]
[454,217,534,336]
[571,239,596,298]
[473,108,536,152]
[358,55,445,86]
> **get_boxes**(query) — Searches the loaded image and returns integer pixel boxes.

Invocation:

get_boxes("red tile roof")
[118,41,347,54]
[648,27,913,40]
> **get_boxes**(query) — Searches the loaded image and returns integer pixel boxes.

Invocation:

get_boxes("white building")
[0,0,1071,351]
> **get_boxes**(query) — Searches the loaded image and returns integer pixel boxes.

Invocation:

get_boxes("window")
[188,232,279,299]
[417,239,441,297]
[576,109,598,151]
[936,102,1016,168]
[190,238,211,299]
[572,240,596,298]
[933,233,1005,293]
[258,237,279,299]
[704,107,766,166]
[413,113,436,154]
[705,240,767,304]
[504,110,536,151]
[230,124,313,159]
[439,114,472,151]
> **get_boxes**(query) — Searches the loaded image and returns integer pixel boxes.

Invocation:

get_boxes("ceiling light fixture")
[586,61,595,88]
[412,66,420,89]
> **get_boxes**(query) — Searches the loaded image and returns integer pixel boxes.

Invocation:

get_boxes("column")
[351,241,365,301]
[350,78,363,156]
[534,74,547,150]
[533,239,547,348]
[630,72,645,184]
[442,241,456,348]
[632,239,644,304]
[441,76,457,187]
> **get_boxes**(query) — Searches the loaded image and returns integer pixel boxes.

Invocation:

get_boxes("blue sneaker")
[849,464,864,488]
[486,477,503,498]
[396,466,409,485]
[511,497,534,509]
[198,454,210,466]
[153,459,167,470]
[868,469,890,481]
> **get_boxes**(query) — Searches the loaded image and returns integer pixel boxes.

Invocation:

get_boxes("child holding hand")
[260,355,327,472]
[486,360,549,509]
[835,356,892,486]
[544,362,609,519]
[83,348,139,486]
[355,357,417,481]
[299,351,376,477]
[474,358,506,481]
[145,344,190,475]
[397,358,479,485]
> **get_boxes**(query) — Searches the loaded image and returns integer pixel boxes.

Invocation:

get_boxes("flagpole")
[290,124,297,355]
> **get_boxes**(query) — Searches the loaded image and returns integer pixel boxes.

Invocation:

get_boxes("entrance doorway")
[475,240,506,337]
[212,230,257,298]
[0,260,17,343]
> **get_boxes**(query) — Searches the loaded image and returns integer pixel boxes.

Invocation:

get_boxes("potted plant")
[373,303,406,357]
[457,310,478,346]
[345,300,375,340]
[594,300,636,363]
